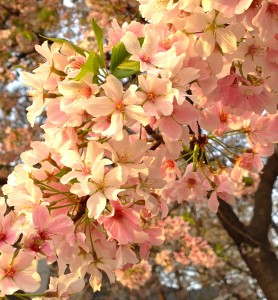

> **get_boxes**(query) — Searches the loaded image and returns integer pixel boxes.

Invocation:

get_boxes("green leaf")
[74,51,104,81]
[22,30,36,41]
[214,244,225,257]
[40,35,86,56]
[112,60,140,78]
[182,212,196,225]
[56,167,71,178]
[39,7,56,21]
[110,41,131,72]
[91,18,104,59]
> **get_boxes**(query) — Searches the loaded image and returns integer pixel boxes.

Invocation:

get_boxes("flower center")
[179,10,190,19]
[81,85,93,99]
[146,91,157,101]
[113,209,124,221]
[187,178,196,188]
[115,100,125,112]
[67,56,85,69]
[250,0,261,8]
[248,45,265,56]
[220,113,229,123]
[30,237,44,252]
[118,153,130,163]
[97,180,106,192]
[267,3,278,18]
[140,52,152,63]
[0,232,6,242]
[39,229,50,240]
[4,265,16,278]
[155,0,169,10]
[82,163,92,175]
[164,159,175,169]
[161,38,172,50]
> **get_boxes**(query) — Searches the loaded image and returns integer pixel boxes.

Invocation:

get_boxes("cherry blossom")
[1,0,278,297]
[0,248,41,295]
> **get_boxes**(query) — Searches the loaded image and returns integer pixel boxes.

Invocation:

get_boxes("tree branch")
[248,149,278,241]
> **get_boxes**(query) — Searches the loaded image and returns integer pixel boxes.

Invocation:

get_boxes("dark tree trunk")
[218,151,278,300]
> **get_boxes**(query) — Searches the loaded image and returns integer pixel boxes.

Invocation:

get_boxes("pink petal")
[172,101,199,125]
[13,271,41,293]
[87,192,107,219]
[122,31,142,59]
[47,215,73,235]
[157,117,182,141]
[125,105,150,125]
[103,111,123,140]
[155,97,173,116]
[216,28,237,54]
[208,192,219,213]
[103,75,123,100]
[195,30,215,57]
[0,277,19,295]
[32,205,49,232]
[14,251,34,270]
[60,150,82,169]
[86,97,115,117]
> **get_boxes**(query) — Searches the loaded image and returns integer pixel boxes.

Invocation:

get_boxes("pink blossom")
[156,100,199,141]
[47,274,85,299]
[252,0,278,41]
[137,74,175,118]
[171,163,210,204]
[104,130,150,180]
[60,141,108,185]
[155,249,174,272]
[116,245,139,268]
[199,101,242,135]
[208,173,236,213]
[86,75,150,140]
[245,114,278,148]
[0,248,40,295]
[191,11,244,57]
[98,200,141,244]
[72,165,124,219]
[213,0,253,18]
[24,205,73,256]
[0,204,18,250]
[212,74,276,115]
[237,151,264,172]
[107,19,144,47]
[122,30,177,72]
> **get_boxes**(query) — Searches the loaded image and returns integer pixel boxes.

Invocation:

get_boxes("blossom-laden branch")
[0,0,278,298]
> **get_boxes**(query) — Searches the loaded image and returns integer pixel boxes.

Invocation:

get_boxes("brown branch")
[248,151,278,241]
[72,196,89,223]
[217,201,251,246]
[217,149,278,300]
[144,125,164,150]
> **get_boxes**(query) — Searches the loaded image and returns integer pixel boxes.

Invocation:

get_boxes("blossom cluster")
[0,0,278,297]
[115,260,152,290]
[156,216,218,272]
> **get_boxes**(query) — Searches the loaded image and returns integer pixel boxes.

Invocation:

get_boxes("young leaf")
[112,61,140,78]
[92,18,104,59]
[74,51,104,81]
[40,35,86,56]
[110,41,131,72]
